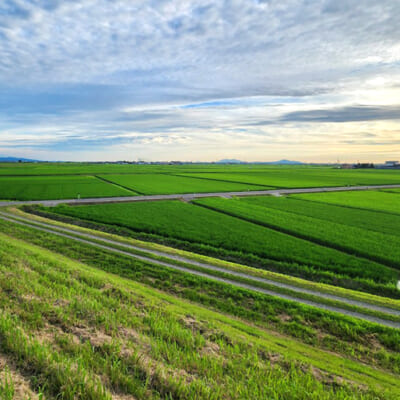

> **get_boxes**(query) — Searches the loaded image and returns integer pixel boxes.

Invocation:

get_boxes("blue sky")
[0,0,399,162]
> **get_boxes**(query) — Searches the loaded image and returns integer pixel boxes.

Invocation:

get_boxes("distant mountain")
[266,159,303,165]
[0,156,41,162]
[216,159,303,165]
[216,159,246,164]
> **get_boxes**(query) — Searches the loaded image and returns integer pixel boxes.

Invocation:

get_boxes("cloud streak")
[0,0,399,161]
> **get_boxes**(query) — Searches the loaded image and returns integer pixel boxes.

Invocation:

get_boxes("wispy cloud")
[0,0,399,161]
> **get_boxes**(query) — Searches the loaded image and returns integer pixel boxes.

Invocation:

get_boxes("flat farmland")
[0,175,135,200]
[46,200,398,296]
[239,195,400,237]
[0,162,250,176]
[193,196,400,271]
[294,190,400,215]
[177,168,400,188]
[98,173,270,194]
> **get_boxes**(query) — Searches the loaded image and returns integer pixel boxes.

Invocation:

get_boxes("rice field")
[0,175,135,200]
[47,200,399,296]
[97,173,270,194]
[293,190,400,215]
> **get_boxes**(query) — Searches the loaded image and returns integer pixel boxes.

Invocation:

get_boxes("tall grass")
[0,231,397,399]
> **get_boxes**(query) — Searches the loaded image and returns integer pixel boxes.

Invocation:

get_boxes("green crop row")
[45,201,399,296]
[241,195,400,237]
[7,208,400,325]
[177,168,400,188]
[293,190,400,215]
[0,175,134,200]
[98,173,269,195]
[193,197,400,270]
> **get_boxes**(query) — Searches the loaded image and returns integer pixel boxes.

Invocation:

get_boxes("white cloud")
[0,0,400,161]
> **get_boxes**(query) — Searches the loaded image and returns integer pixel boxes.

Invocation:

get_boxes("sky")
[0,0,399,162]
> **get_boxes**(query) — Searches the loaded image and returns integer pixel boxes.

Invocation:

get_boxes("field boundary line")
[192,201,400,271]
[94,175,142,195]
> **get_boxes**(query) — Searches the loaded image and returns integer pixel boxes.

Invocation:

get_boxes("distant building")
[385,161,399,167]
[339,163,354,169]
[354,163,375,169]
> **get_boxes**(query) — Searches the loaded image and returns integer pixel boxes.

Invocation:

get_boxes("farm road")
[1,210,399,329]
[0,184,400,207]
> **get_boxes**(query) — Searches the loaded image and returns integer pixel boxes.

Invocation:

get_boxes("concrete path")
[1,210,399,329]
[0,184,400,207]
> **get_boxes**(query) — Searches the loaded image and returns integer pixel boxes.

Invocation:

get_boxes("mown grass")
[43,201,399,297]
[0,231,399,399]
[2,219,400,378]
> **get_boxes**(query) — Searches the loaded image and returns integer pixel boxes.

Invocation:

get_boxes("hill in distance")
[0,156,41,162]
[216,159,303,165]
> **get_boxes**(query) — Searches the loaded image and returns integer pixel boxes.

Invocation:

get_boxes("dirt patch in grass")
[53,298,70,308]
[111,394,137,400]
[0,353,41,400]
[364,333,383,351]
[200,341,221,357]
[70,326,113,348]
[278,313,292,322]
[180,314,203,332]
[301,363,368,392]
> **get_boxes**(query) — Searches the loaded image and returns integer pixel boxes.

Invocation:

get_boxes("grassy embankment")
[1,229,400,399]
[1,217,400,379]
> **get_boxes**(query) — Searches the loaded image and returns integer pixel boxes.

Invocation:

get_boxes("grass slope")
[0,231,399,399]
[2,218,400,374]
